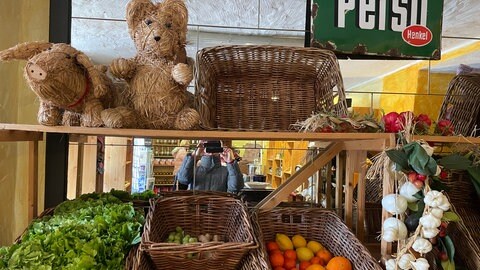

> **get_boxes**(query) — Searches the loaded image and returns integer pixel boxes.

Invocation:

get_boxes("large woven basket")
[140,194,257,269]
[195,45,348,131]
[438,73,480,136]
[254,208,382,270]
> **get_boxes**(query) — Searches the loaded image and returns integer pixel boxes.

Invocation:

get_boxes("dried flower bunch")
[101,0,200,129]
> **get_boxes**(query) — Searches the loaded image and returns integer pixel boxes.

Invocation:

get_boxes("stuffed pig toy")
[101,0,200,129]
[0,41,123,127]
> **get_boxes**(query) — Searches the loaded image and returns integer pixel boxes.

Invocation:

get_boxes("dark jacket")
[176,154,244,193]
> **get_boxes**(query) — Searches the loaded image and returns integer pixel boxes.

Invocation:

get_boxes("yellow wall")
[0,0,49,246]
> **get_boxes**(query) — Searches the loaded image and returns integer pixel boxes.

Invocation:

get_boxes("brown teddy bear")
[0,41,124,127]
[102,0,200,129]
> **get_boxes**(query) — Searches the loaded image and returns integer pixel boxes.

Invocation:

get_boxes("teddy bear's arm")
[0,41,52,61]
[172,60,193,86]
[109,58,137,81]
[76,52,109,99]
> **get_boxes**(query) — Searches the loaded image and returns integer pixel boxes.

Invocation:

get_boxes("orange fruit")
[270,252,285,268]
[284,258,297,269]
[310,256,324,265]
[306,264,326,270]
[270,249,283,256]
[267,241,280,252]
[316,249,333,264]
[299,261,312,270]
[284,249,297,261]
[326,256,352,270]
[274,267,286,270]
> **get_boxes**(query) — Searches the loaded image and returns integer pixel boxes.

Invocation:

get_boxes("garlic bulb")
[419,213,441,229]
[412,238,433,254]
[383,217,408,241]
[430,208,444,219]
[421,227,440,238]
[382,194,408,215]
[411,258,430,270]
[424,190,447,208]
[438,200,451,211]
[435,166,442,176]
[385,259,396,270]
[398,253,416,269]
[399,182,421,202]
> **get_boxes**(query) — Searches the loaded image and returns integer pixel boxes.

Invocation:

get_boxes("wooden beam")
[344,150,357,229]
[343,139,388,151]
[75,139,85,198]
[0,130,42,142]
[28,141,39,221]
[256,142,344,211]
[381,134,396,260]
[355,150,367,243]
[325,162,332,209]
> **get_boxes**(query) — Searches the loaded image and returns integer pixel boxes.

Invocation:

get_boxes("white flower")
[424,190,447,208]
[398,253,416,269]
[385,259,396,270]
[412,238,433,254]
[430,208,444,219]
[438,200,451,211]
[411,258,430,270]
[422,227,440,238]
[419,213,442,229]
[382,194,408,215]
[421,142,435,156]
[400,182,421,202]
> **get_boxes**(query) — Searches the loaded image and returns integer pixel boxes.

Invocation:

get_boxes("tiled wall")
[72,0,480,118]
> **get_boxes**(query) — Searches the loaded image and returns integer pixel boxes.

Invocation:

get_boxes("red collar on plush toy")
[68,73,90,108]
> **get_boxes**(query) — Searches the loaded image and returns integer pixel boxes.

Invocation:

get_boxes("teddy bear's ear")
[126,0,156,36]
[161,0,188,29]
[0,41,53,61]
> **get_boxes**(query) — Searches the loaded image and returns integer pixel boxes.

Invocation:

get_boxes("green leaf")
[404,142,438,175]
[441,259,456,270]
[413,190,424,200]
[442,211,460,222]
[438,154,472,170]
[444,235,456,263]
[386,149,409,171]
[407,201,419,211]
[430,177,450,192]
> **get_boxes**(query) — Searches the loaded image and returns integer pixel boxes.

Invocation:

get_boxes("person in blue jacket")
[176,141,244,193]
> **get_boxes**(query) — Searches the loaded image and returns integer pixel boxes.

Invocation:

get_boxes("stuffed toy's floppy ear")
[0,41,53,61]
[161,0,188,29]
[126,0,156,38]
[76,52,108,98]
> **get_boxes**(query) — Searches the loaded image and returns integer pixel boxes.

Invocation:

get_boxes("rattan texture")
[195,45,348,131]
[140,194,257,269]
[254,208,382,270]
[438,73,480,136]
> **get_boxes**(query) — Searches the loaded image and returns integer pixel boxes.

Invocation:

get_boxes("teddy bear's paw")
[174,108,200,130]
[101,106,140,128]
[172,63,193,85]
[110,58,136,79]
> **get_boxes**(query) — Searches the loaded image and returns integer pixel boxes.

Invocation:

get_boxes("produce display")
[267,233,352,270]
[0,193,144,269]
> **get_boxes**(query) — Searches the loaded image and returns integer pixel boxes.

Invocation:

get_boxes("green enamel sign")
[311,0,444,60]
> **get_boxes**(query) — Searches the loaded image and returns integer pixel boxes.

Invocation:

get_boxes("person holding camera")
[176,141,244,193]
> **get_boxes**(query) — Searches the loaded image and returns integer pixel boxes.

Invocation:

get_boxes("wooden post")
[335,152,345,217]
[355,150,367,243]
[325,162,332,209]
[381,134,396,260]
[344,150,357,229]
[28,141,39,221]
[75,139,85,198]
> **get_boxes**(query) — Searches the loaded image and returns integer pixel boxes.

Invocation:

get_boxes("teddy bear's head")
[126,0,188,62]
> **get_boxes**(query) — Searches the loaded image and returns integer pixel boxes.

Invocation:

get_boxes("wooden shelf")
[153,164,174,167]
[153,174,174,177]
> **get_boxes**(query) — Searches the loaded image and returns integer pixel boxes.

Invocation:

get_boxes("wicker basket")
[140,194,257,269]
[195,45,348,131]
[254,208,382,270]
[438,73,480,136]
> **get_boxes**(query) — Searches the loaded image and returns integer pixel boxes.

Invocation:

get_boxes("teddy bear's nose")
[26,63,47,81]
[154,36,161,41]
